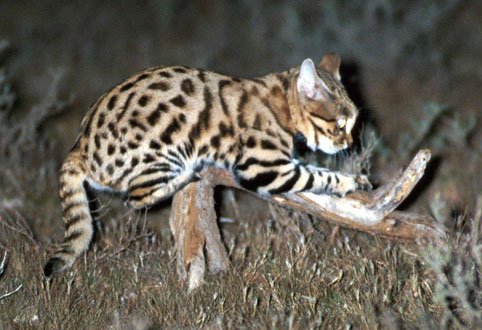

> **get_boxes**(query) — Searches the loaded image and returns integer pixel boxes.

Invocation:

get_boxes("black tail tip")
[43,257,65,277]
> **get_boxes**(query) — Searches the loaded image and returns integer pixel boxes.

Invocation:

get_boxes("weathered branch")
[169,178,230,292]
[278,149,443,239]
[169,149,443,290]
[0,284,22,301]
[0,251,23,301]
[0,251,7,278]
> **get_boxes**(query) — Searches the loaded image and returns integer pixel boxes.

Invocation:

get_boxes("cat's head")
[293,54,358,154]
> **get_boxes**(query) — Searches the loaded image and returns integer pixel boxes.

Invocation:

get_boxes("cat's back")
[74,65,246,191]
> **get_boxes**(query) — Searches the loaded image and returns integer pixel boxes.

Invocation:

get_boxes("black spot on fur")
[148,81,170,91]
[129,118,147,131]
[181,79,195,96]
[147,103,168,126]
[250,86,259,96]
[108,122,119,139]
[127,141,139,149]
[253,114,262,130]
[170,95,186,108]
[93,152,102,166]
[277,74,290,91]
[159,71,172,78]
[138,95,150,107]
[135,73,150,82]
[246,136,257,148]
[236,92,249,128]
[188,87,212,141]
[210,135,220,148]
[107,95,118,110]
[279,137,290,148]
[197,69,206,82]
[116,92,135,121]
[261,140,277,150]
[143,154,155,163]
[218,80,232,115]
[107,144,115,155]
[173,67,188,73]
[160,118,181,144]
[197,144,209,156]
[146,110,161,126]
[219,122,235,137]
[149,140,161,150]
[94,134,101,149]
[120,82,134,92]
[250,78,267,87]
[96,113,105,128]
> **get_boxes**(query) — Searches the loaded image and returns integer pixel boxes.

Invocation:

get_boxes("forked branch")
[169,149,442,291]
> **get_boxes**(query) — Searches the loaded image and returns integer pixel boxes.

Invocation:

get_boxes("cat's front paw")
[332,175,358,197]
[331,174,371,197]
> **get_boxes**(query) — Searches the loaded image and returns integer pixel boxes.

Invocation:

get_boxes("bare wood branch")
[169,149,442,290]
[0,284,23,301]
[169,179,230,292]
[0,250,23,301]
[198,149,443,240]
[0,250,7,278]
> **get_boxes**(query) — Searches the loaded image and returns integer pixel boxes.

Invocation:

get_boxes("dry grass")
[0,202,445,329]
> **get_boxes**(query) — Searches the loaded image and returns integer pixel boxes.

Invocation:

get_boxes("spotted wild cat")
[44,53,370,276]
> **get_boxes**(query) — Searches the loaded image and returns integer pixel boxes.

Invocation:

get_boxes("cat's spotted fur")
[44,54,370,276]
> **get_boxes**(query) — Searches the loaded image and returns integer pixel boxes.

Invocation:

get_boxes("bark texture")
[169,149,442,290]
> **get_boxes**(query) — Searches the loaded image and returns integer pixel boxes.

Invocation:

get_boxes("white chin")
[317,140,344,154]
[318,145,342,154]
[308,139,344,154]
[307,142,318,152]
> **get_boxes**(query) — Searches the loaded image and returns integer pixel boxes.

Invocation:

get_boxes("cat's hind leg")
[126,166,194,209]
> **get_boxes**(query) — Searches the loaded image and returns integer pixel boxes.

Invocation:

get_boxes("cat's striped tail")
[44,151,94,277]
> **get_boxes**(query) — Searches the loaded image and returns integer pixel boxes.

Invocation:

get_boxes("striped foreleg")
[236,160,368,197]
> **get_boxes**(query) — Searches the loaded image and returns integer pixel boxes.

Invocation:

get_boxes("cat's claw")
[355,174,372,192]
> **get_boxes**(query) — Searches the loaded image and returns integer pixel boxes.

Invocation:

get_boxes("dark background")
[3,1,481,196]
[0,0,480,225]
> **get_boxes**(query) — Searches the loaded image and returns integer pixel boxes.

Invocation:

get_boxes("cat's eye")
[337,118,346,129]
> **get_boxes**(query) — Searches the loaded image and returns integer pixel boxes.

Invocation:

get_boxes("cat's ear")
[318,53,341,80]
[297,58,331,100]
